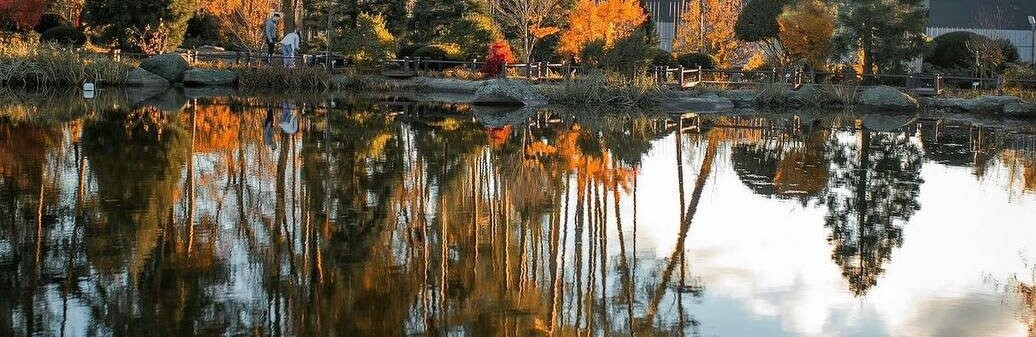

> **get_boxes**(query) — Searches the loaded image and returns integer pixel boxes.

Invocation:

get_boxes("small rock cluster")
[126,53,238,88]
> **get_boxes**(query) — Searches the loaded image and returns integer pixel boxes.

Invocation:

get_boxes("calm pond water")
[2,91,1036,337]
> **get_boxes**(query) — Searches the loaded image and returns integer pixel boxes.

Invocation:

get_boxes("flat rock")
[473,78,546,106]
[183,69,238,86]
[858,86,918,113]
[974,96,1023,114]
[1004,102,1036,117]
[661,93,735,112]
[718,90,758,107]
[124,67,171,88]
[139,53,190,83]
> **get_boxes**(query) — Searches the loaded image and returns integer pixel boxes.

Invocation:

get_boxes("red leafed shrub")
[0,0,47,31]
[481,40,515,77]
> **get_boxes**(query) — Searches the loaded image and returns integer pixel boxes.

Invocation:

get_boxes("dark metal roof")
[928,0,1036,30]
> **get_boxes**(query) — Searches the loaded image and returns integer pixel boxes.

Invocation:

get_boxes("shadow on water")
[1,89,1036,337]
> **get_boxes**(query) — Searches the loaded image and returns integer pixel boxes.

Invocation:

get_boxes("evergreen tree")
[830,0,927,74]
[303,0,408,50]
[639,1,660,47]
[409,0,486,43]
[83,0,196,52]
[734,0,791,60]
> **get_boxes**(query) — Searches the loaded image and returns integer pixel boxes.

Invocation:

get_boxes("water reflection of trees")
[5,97,1036,337]
[721,116,925,296]
[823,129,923,296]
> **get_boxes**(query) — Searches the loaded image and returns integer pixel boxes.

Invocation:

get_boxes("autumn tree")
[492,0,566,63]
[196,0,276,52]
[778,0,835,69]
[672,0,744,68]
[830,0,927,74]
[0,0,47,31]
[558,0,647,58]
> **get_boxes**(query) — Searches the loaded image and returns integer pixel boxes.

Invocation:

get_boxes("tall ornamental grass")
[0,39,132,89]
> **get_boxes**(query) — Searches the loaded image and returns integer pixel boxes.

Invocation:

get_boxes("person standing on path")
[281,30,300,67]
[264,13,282,62]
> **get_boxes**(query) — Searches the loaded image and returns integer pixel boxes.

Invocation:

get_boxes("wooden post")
[936,74,943,95]
[526,62,533,79]
[501,62,508,78]
[996,75,1005,95]
[697,66,703,84]
[678,65,685,89]
[771,68,778,83]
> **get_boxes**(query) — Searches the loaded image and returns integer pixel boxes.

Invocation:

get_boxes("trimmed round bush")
[926,31,981,69]
[677,53,718,69]
[649,48,677,67]
[398,44,427,58]
[41,26,87,47]
[412,44,462,60]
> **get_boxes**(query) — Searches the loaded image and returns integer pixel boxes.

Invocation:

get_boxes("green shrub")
[34,14,66,33]
[579,40,607,68]
[735,0,792,42]
[398,44,427,58]
[443,13,502,60]
[649,48,677,67]
[41,26,87,47]
[926,31,982,69]
[412,43,463,60]
[601,29,654,76]
[338,13,397,71]
[677,53,718,69]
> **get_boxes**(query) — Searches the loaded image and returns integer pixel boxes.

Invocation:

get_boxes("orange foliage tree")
[777,0,835,69]
[0,0,46,31]
[558,0,647,57]
[197,0,276,51]
[672,0,744,68]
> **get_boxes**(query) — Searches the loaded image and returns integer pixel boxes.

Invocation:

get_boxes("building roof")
[928,0,1036,30]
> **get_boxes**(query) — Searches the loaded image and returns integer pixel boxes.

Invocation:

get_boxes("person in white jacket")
[281,30,301,67]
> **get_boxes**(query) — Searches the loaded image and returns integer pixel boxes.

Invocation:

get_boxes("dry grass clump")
[235,66,332,89]
[541,70,666,107]
[0,39,132,89]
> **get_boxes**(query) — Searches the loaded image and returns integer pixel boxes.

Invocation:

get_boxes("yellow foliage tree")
[558,0,647,57]
[672,0,744,68]
[777,0,835,69]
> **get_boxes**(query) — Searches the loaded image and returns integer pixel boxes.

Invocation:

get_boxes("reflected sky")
[1,93,1036,337]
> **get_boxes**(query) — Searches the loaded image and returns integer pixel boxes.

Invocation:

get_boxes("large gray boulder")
[183,69,238,86]
[139,53,190,83]
[473,78,546,106]
[974,96,1023,114]
[858,86,918,113]
[123,67,171,88]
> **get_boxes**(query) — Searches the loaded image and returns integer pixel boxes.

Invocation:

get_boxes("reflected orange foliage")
[487,126,512,148]
[185,105,241,154]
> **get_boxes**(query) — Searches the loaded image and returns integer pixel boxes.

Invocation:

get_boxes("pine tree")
[409,0,486,43]
[830,0,927,74]
[639,1,660,47]
[303,0,408,50]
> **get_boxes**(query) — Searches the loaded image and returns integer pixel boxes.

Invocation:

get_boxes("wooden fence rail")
[88,49,1036,95]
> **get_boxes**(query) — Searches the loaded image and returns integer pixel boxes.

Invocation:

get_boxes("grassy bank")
[0,39,133,89]
[540,70,667,108]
